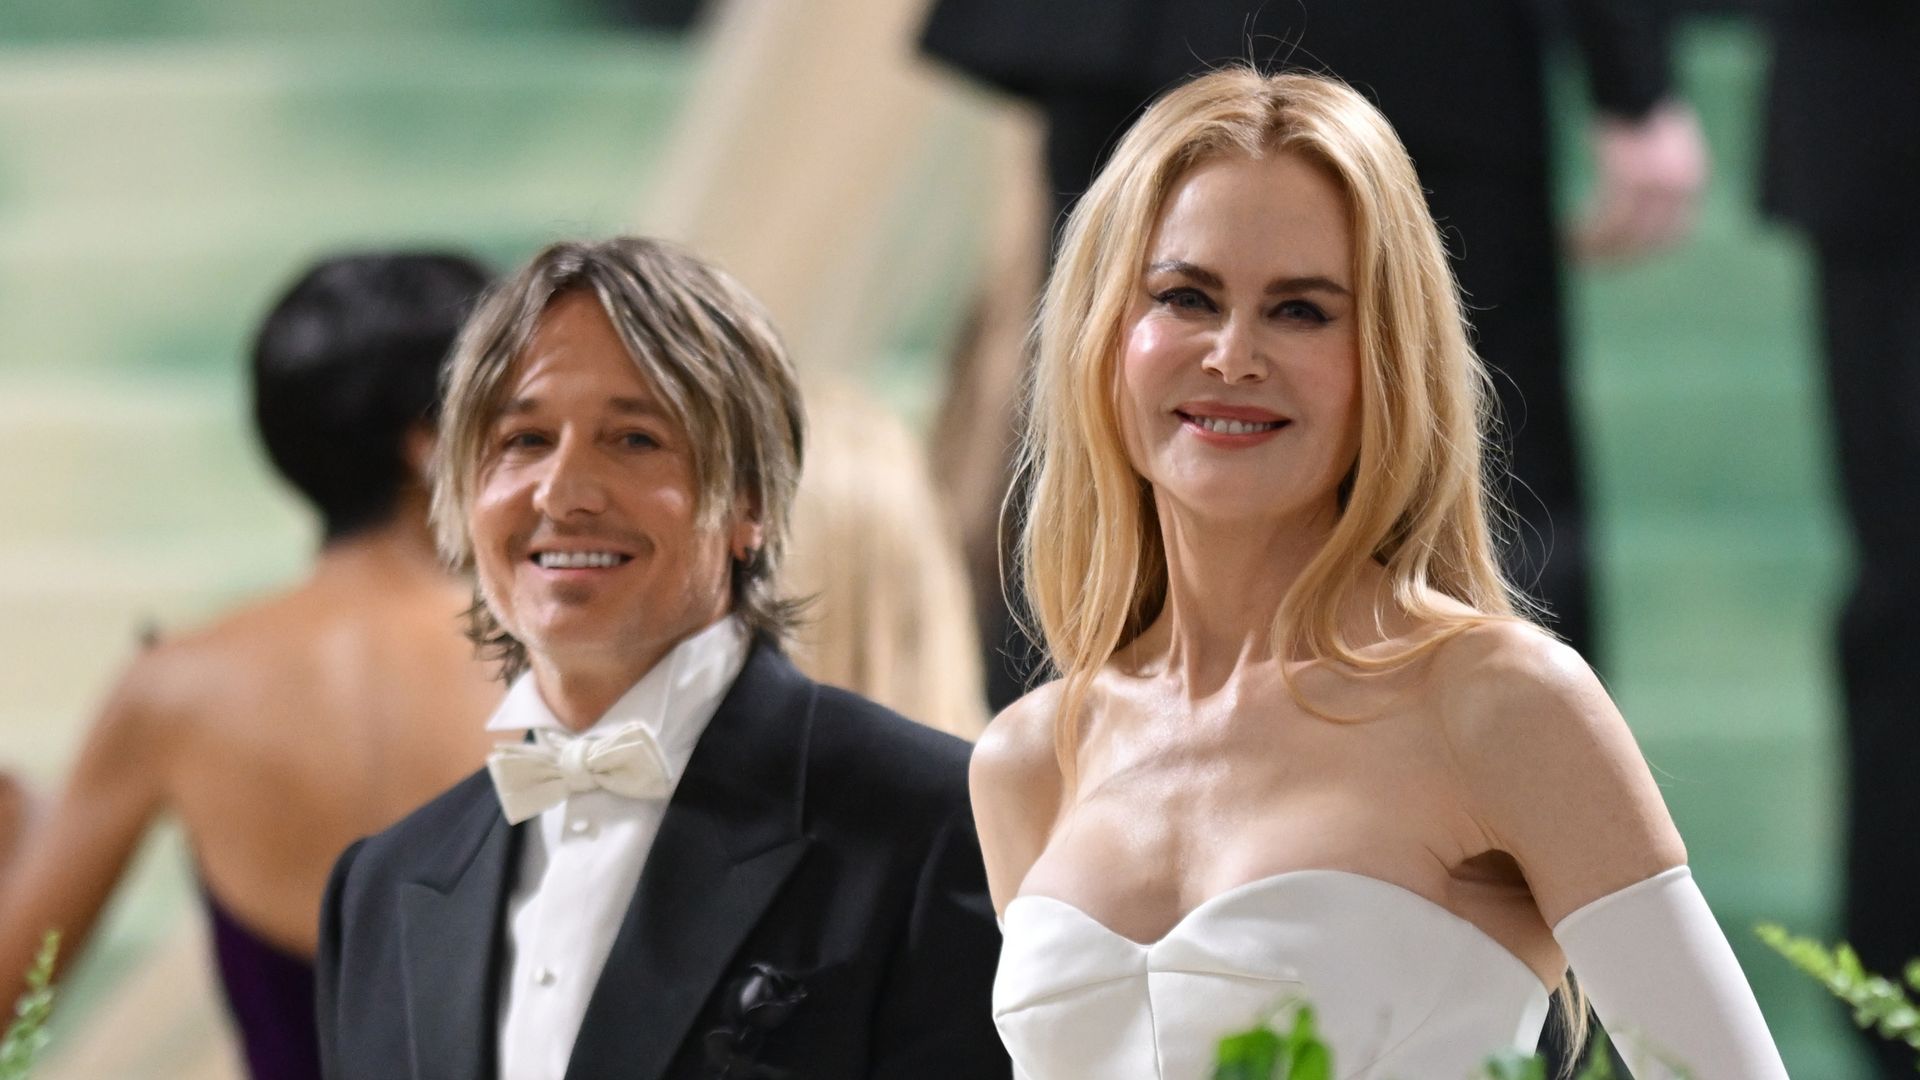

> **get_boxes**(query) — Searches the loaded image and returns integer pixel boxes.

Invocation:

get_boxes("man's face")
[468,290,755,681]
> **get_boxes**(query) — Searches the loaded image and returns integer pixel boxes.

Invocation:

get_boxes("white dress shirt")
[488,616,749,1080]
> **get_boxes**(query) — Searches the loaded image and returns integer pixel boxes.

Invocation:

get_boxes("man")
[1764,4,1920,1074]
[316,237,1008,1080]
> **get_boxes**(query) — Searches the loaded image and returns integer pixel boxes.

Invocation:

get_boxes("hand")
[1570,100,1710,266]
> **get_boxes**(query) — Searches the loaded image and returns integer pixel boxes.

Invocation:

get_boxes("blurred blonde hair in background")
[786,382,988,741]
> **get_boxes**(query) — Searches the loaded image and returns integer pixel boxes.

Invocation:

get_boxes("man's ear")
[402,423,437,485]
[729,489,765,562]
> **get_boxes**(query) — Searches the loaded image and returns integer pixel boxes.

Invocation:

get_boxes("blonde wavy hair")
[786,382,988,740]
[1021,65,1534,754]
[1017,64,1588,1056]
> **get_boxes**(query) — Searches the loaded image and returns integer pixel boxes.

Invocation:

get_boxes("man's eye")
[1152,287,1214,312]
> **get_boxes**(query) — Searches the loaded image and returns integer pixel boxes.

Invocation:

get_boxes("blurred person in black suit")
[317,237,1007,1080]
[923,0,1707,710]
[1764,4,1920,1074]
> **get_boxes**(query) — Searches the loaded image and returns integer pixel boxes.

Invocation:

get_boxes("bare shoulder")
[86,588,306,747]
[1428,619,1684,923]
[1429,619,1611,747]
[971,681,1064,801]
[970,681,1069,913]
[84,631,216,753]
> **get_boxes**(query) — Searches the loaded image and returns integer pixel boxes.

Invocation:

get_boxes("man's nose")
[1200,316,1270,384]
[531,435,608,520]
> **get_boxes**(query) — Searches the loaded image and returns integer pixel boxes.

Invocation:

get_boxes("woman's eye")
[502,431,548,451]
[1152,287,1215,312]
[1272,299,1330,324]
[617,431,659,450]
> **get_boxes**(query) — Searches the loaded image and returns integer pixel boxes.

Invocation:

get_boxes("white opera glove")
[1553,865,1788,1079]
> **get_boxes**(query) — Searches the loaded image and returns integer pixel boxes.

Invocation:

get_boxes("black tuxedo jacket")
[315,642,1010,1080]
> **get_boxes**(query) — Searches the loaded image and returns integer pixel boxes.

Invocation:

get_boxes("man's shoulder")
[803,684,973,809]
[335,768,499,893]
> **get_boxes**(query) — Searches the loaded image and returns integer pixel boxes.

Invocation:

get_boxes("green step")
[0,36,690,379]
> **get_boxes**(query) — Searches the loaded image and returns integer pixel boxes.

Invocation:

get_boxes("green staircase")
[1565,19,1867,1075]
[0,3,693,1052]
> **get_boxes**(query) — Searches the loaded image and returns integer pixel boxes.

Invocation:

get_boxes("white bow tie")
[486,721,676,825]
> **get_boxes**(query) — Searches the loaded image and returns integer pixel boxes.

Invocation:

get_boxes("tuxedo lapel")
[565,642,815,1080]
[397,783,518,1080]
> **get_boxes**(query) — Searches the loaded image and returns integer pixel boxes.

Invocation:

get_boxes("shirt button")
[535,967,557,987]
[567,818,595,837]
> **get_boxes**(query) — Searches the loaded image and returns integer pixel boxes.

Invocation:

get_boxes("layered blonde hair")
[431,237,806,681]
[1022,68,1528,740]
[1017,64,1586,1053]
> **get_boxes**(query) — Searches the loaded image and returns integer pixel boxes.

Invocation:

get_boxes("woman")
[976,70,1786,1078]
[0,253,505,1079]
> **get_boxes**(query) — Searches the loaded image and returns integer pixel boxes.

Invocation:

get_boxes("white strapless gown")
[993,870,1552,1080]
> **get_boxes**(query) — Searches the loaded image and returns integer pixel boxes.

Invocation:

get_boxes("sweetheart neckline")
[1005,867,1552,992]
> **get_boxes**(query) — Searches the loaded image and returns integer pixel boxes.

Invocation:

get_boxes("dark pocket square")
[703,963,812,1079]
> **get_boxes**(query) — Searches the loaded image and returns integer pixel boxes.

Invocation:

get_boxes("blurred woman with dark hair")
[0,252,505,1079]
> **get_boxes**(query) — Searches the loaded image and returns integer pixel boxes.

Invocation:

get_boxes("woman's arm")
[0,655,175,1001]
[968,682,1065,917]
[0,771,29,874]
[1554,865,1787,1078]
[1440,622,1786,1078]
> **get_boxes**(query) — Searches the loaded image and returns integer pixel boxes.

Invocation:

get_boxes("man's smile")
[530,550,635,570]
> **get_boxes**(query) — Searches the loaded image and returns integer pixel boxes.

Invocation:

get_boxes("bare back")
[0,534,505,992]
[156,548,503,954]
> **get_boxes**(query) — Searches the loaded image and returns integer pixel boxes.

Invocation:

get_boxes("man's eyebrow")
[608,396,670,419]
[492,396,670,419]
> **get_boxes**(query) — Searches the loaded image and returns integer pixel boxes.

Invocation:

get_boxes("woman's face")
[1117,150,1360,526]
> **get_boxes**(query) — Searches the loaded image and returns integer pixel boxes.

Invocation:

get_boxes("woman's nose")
[1200,316,1271,384]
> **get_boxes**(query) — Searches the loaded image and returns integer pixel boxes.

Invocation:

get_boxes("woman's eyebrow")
[1146,260,1350,298]
[1146,260,1223,288]
[1265,275,1351,298]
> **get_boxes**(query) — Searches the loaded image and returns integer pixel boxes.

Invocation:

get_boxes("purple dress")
[204,891,321,1080]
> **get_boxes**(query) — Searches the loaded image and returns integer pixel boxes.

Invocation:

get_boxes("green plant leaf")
[1482,1050,1548,1080]
[0,931,61,1080]
[1757,922,1920,1070]
[1213,1027,1283,1080]
[1285,1040,1333,1080]
[1573,1029,1616,1080]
